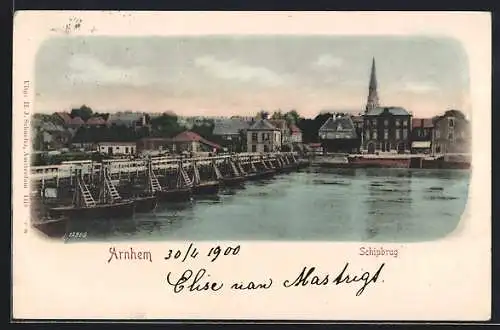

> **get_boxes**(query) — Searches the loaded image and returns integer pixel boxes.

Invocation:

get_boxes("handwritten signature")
[165,263,384,296]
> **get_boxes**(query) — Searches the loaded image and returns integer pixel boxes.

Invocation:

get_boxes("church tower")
[365,57,379,112]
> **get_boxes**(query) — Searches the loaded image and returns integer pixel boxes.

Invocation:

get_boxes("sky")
[34,35,470,119]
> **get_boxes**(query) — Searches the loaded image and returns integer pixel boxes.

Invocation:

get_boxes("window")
[251,145,257,152]
[264,145,269,152]
[372,119,377,127]
[403,129,408,139]
[449,117,455,128]
[252,133,258,142]
[365,130,370,140]
[395,119,400,127]
[115,146,119,150]
[384,119,389,127]
[403,120,408,127]
[448,131,454,141]
[125,147,129,153]
[396,130,400,139]
[435,130,440,139]
[372,130,378,139]
[384,129,388,140]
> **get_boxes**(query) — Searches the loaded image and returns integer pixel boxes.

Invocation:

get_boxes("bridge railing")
[30,152,299,182]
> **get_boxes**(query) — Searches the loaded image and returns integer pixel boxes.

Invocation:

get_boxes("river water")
[68,168,470,242]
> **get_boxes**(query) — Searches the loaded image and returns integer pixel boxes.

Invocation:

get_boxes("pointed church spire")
[366,57,379,112]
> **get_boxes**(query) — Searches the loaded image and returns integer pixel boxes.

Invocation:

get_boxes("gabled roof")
[70,116,85,125]
[318,114,357,139]
[56,112,72,125]
[365,106,410,116]
[172,131,221,149]
[86,116,106,125]
[212,118,250,135]
[247,119,278,131]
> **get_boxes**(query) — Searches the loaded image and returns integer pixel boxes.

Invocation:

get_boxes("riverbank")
[310,153,471,169]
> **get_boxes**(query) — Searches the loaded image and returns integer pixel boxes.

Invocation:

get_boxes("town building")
[169,131,221,153]
[410,118,434,154]
[289,124,302,143]
[269,119,291,147]
[136,137,172,154]
[318,114,360,153]
[363,107,412,154]
[85,116,107,127]
[246,119,281,153]
[212,118,250,152]
[432,110,471,154]
[361,58,412,153]
[107,112,150,131]
[32,119,71,151]
[97,142,137,156]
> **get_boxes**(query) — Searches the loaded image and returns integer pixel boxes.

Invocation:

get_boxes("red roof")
[412,118,434,128]
[56,112,72,125]
[289,124,301,133]
[86,116,106,125]
[71,116,85,125]
[172,131,221,149]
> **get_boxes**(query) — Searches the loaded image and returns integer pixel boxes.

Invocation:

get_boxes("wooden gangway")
[31,152,299,183]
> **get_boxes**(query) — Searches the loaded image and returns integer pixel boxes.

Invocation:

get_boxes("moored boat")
[222,175,246,187]
[157,187,192,202]
[32,216,68,238]
[257,169,276,179]
[49,201,135,219]
[132,194,158,213]
[347,155,411,168]
[193,181,220,195]
[48,168,135,220]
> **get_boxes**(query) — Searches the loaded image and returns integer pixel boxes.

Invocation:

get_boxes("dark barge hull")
[193,181,220,195]
[48,200,135,220]
[133,195,158,213]
[282,164,299,172]
[245,172,260,181]
[157,188,192,202]
[257,170,276,179]
[222,176,246,187]
[32,217,68,238]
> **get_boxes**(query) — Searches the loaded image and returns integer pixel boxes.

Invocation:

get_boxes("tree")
[285,110,301,124]
[70,104,93,122]
[256,110,269,120]
[150,113,184,137]
[444,109,466,120]
[297,112,333,143]
[191,123,216,141]
[271,110,284,120]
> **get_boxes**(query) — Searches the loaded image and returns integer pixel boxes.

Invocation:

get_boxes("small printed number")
[66,232,88,239]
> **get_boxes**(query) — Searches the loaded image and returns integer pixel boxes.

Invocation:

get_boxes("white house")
[97,142,137,156]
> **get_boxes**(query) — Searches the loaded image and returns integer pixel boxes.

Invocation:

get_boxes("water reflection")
[58,168,469,242]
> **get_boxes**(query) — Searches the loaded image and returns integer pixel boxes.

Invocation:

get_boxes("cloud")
[399,81,440,94]
[194,56,285,86]
[66,54,152,87]
[312,55,344,69]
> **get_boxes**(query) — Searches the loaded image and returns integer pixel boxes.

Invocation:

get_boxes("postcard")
[12,11,491,321]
